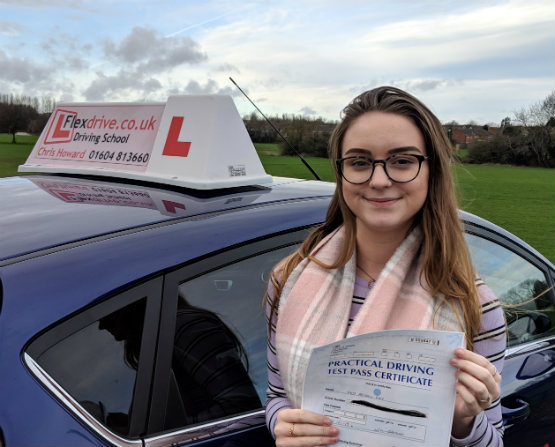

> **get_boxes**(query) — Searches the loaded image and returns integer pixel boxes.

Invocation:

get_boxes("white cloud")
[0,0,552,123]
[0,49,46,84]
[350,7,552,73]
[83,70,163,101]
[0,0,85,7]
[299,106,317,116]
[103,26,207,72]
[181,79,236,96]
[0,21,22,36]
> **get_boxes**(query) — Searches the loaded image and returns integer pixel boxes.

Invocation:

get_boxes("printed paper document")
[302,329,464,447]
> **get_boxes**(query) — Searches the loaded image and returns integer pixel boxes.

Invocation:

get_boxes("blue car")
[1,95,553,446]
[0,172,553,447]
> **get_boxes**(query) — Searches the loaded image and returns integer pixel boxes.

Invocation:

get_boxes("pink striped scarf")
[275,225,462,407]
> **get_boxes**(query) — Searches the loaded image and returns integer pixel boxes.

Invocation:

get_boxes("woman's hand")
[274,408,339,446]
[450,348,502,438]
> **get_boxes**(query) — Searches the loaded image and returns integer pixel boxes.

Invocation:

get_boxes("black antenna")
[230,77,321,181]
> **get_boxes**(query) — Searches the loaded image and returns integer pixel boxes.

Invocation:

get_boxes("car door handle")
[501,397,531,427]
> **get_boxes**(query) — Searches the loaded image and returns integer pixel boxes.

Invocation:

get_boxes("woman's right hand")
[274,408,339,446]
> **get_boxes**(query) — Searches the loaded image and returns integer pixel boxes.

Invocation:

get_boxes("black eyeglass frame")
[335,154,429,184]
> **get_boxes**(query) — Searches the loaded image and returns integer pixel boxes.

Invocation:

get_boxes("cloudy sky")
[1,0,553,124]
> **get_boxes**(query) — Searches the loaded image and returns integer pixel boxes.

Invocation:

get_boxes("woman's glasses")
[336,154,429,184]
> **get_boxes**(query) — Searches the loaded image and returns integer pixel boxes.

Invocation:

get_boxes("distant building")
[444,125,500,149]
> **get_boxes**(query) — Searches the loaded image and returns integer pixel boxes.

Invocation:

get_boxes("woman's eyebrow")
[344,146,423,156]
[389,146,423,154]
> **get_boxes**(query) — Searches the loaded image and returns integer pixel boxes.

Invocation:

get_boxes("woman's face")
[340,111,429,237]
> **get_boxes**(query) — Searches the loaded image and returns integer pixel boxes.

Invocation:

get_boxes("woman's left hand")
[450,347,502,438]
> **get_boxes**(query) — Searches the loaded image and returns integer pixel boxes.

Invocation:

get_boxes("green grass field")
[454,164,554,262]
[1,136,553,261]
[0,133,37,177]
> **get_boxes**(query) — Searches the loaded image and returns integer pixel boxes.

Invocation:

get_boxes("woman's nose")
[368,163,392,188]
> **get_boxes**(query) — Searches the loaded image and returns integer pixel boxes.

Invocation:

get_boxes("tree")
[279,115,309,156]
[0,93,56,141]
[40,96,57,114]
[512,91,555,167]
[27,113,52,135]
[277,115,334,157]
[466,91,555,168]
[500,117,511,128]
[0,94,39,143]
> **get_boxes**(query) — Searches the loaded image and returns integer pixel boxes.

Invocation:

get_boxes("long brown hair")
[268,86,481,348]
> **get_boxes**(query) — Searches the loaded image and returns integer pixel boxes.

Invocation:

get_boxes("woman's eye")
[389,156,415,166]
[350,158,371,168]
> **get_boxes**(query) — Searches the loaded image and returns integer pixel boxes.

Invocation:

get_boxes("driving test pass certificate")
[301,329,464,447]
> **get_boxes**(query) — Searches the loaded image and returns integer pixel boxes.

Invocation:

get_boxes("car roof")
[0,174,334,265]
[2,173,551,271]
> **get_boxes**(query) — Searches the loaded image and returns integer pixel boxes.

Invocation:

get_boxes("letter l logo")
[162,116,191,157]
[52,113,71,139]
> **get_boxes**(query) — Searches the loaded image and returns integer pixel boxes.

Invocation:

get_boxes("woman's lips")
[365,197,399,207]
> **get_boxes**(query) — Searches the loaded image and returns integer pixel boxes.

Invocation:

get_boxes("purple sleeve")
[450,282,507,447]
[265,279,293,438]
[264,276,369,438]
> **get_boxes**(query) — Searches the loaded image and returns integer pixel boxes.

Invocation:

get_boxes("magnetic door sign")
[23,103,165,173]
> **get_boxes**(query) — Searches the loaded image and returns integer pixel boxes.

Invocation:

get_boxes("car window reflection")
[164,294,261,429]
[517,349,555,379]
[165,244,298,431]
[35,298,147,436]
[466,233,555,346]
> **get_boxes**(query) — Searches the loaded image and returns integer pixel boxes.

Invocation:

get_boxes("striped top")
[171,307,261,426]
[266,276,506,446]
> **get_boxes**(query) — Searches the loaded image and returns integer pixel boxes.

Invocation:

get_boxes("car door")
[465,226,555,447]
[143,228,312,446]
[144,221,555,447]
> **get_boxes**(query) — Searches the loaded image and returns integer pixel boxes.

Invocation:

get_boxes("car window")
[34,299,146,435]
[26,279,163,438]
[160,243,300,432]
[466,233,555,347]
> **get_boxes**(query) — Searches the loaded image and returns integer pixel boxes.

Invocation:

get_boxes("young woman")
[265,86,506,447]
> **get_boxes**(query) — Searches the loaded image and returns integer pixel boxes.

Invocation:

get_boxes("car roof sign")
[18,95,273,190]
